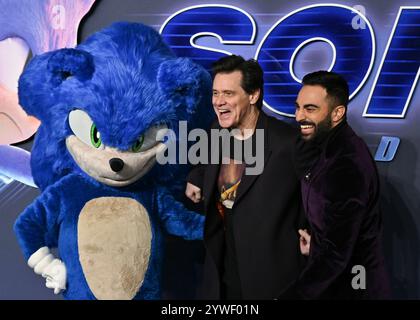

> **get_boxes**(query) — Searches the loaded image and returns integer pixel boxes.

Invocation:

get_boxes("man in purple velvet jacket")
[284,71,391,299]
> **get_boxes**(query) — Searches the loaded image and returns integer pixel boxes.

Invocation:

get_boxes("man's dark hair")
[212,55,264,110]
[302,71,349,113]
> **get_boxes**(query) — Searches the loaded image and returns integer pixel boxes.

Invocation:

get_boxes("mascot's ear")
[47,48,95,86]
[18,48,94,120]
[157,57,212,115]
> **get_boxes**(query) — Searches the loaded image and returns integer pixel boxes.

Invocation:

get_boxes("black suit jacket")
[188,111,306,299]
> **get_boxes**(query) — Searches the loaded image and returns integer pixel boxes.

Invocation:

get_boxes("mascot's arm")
[156,187,204,240]
[14,183,67,294]
[14,184,61,259]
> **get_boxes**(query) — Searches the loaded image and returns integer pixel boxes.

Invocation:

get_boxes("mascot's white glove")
[27,246,67,294]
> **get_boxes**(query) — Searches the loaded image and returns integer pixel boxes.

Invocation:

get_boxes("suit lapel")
[234,112,271,206]
[203,163,219,210]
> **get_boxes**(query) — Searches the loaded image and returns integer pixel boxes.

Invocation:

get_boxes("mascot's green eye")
[90,124,102,148]
[69,109,104,150]
[131,124,169,152]
[131,135,144,152]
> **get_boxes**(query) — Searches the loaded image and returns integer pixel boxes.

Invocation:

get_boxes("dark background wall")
[1,0,419,299]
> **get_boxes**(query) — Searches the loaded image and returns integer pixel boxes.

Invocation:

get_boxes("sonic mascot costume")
[13,22,213,300]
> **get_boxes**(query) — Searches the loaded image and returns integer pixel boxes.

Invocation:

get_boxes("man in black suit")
[185,55,305,299]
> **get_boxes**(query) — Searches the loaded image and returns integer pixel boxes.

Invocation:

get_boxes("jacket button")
[304,172,311,181]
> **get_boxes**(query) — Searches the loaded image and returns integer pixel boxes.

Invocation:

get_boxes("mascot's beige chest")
[77,197,152,300]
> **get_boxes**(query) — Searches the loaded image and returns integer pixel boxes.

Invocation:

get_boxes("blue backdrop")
[0,0,419,299]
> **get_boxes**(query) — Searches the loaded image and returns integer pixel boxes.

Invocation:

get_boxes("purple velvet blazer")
[296,121,391,299]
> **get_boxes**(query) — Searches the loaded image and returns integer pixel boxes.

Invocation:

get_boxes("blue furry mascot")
[13,22,213,300]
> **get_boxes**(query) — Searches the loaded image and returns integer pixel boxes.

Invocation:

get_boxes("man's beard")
[299,113,332,142]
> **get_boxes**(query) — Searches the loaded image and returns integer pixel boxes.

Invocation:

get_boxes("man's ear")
[18,48,94,120]
[157,57,212,116]
[331,105,346,123]
[249,89,261,105]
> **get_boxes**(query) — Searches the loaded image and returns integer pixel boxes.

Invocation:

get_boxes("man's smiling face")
[212,70,258,129]
[295,85,333,141]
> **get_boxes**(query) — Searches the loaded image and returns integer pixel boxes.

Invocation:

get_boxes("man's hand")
[298,229,311,256]
[185,182,202,203]
[28,246,67,294]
